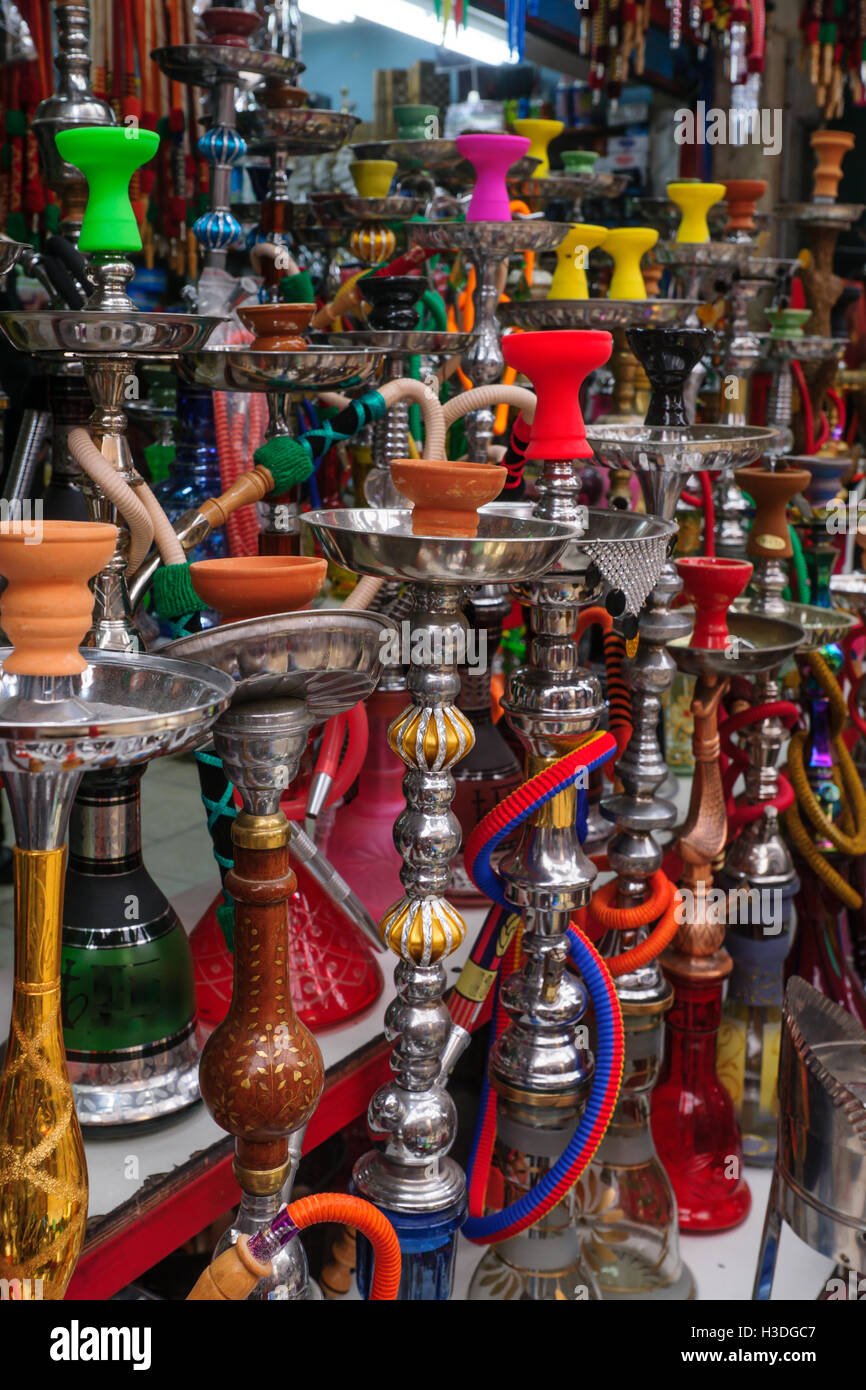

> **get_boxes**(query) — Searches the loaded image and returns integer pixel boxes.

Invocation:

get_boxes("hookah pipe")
[187,1193,401,1300]
[649,555,754,1231]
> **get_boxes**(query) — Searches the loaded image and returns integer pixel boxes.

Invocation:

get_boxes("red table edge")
[66,1035,393,1300]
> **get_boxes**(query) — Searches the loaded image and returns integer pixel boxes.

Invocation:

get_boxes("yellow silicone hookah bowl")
[668,180,727,243]
[511,118,563,178]
[604,227,658,299]
[549,224,608,299]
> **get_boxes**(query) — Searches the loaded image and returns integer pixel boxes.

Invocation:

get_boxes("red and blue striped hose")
[461,731,625,1243]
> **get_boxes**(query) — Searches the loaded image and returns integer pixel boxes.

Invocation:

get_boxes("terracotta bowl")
[0,519,117,675]
[189,556,328,624]
[390,458,508,537]
[237,303,315,350]
[256,83,309,111]
[201,7,261,46]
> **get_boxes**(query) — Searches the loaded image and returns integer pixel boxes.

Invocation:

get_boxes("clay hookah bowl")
[201,7,262,46]
[190,556,328,624]
[390,457,507,537]
[237,303,316,351]
[733,464,811,614]
[256,82,309,110]
[723,179,767,241]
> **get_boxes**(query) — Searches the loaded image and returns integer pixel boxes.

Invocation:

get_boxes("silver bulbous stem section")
[353,583,471,1219]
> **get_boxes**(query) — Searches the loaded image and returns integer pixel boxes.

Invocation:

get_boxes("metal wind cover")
[777,977,866,1265]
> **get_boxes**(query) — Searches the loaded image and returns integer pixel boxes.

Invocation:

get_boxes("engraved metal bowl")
[759,334,844,364]
[238,106,359,152]
[409,219,569,258]
[668,611,805,677]
[499,298,701,330]
[150,43,303,88]
[177,346,384,392]
[0,650,234,774]
[0,310,221,357]
[164,610,394,720]
[507,171,629,202]
[734,597,858,651]
[774,202,864,228]
[308,193,422,221]
[653,241,756,271]
[312,329,474,356]
[302,508,575,586]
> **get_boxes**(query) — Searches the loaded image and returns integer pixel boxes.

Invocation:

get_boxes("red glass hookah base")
[650,977,751,1231]
[190,861,383,1033]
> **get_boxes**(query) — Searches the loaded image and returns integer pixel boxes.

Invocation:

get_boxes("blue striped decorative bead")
[198,125,246,167]
[193,209,242,251]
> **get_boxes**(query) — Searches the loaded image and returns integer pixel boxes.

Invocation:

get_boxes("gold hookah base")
[0,847,88,1299]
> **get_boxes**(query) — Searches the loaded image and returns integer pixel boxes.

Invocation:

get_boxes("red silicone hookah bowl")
[502,328,613,459]
[676,556,753,648]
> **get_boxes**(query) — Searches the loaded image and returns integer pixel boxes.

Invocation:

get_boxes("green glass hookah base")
[60,920,196,1057]
[55,126,160,255]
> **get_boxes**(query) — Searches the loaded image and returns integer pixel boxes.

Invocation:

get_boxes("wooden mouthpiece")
[186,1236,272,1301]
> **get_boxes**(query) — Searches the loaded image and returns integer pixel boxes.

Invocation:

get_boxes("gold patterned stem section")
[378,700,475,966]
[0,847,88,1300]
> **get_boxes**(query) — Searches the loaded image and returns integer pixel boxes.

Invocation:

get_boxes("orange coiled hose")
[584,870,682,976]
[576,606,633,776]
[286,1194,401,1300]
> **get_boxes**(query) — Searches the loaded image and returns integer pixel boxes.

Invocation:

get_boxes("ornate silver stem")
[32,4,116,242]
[353,582,471,1220]
[461,257,504,464]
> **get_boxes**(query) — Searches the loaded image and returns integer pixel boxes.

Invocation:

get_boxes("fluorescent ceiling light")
[298,0,514,65]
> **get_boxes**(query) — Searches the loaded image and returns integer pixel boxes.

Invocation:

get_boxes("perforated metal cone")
[484,503,675,618]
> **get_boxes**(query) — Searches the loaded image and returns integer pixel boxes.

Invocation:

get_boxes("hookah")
[0,124,237,1125]
[164,600,395,1299]
[0,518,233,1298]
[161,311,408,1033]
[237,78,360,282]
[771,131,863,458]
[452,330,677,1302]
[304,452,577,1299]
[314,271,486,904]
[182,553,386,1038]
[2,0,113,516]
[753,977,866,1301]
[712,178,801,558]
[408,132,570,463]
[714,441,859,1158]
[151,3,305,310]
[583,331,777,1266]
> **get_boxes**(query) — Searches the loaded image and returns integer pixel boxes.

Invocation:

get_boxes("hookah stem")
[720,699,800,825]
[461,732,626,1241]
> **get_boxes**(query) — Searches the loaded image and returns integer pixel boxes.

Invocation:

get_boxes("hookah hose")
[461,732,625,1242]
[783,649,866,910]
[187,1194,401,1301]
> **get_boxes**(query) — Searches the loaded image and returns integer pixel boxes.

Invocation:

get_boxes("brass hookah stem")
[0,845,88,1298]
